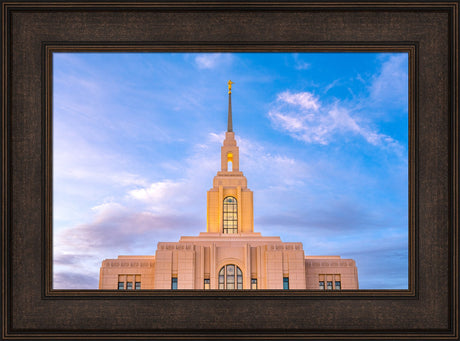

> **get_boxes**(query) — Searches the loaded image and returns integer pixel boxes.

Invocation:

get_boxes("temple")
[99,81,359,290]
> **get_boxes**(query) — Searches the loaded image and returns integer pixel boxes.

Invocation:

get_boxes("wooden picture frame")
[2,1,458,339]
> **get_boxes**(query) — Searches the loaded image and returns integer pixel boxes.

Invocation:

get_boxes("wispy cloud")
[324,79,341,93]
[292,53,311,70]
[54,272,99,290]
[309,231,408,289]
[194,53,234,69]
[277,91,320,111]
[369,54,408,108]
[238,136,311,189]
[56,204,201,253]
[268,90,402,149]
[128,180,189,213]
[256,200,384,233]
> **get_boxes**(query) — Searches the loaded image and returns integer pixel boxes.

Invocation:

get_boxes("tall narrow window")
[335,281,341,290]
[218,267,225,289]
[126,282,133,290]
[223,196,237,234]
[283,277,289,290]
[327,281,333,290]
[204,278,210,290]
[135,282,141,290]
[227,153,233,171]
[226,264,235,289]
[237,267,243,289]
[319,281,325,290]
[218,265,243,289]
[251,278,257,289]
[171,277,178,290]
[118,282,124,290]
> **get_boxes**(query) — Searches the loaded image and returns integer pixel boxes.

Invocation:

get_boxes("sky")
[53,52,408,290]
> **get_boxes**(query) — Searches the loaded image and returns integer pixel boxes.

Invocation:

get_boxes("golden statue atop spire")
[227,80,233,132]
[228,80,234,94]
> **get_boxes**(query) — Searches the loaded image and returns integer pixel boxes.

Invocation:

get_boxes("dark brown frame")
[1,1,458,340]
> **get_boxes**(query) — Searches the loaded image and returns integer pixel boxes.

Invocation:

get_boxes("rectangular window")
[118,282,124,290]
[327,281,333,290]
[126,282,133,290]
[283,277,289,290]
[335,281,341,290]
[251,278,257,289]
[319,281,325,290]
[135,282,141,290]
[204,279,210,290]
[171,277,178,290]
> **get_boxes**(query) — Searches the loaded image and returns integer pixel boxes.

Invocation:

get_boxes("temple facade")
[99,81,359,290]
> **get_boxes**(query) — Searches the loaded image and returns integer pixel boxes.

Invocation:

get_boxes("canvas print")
[52,52,408,290]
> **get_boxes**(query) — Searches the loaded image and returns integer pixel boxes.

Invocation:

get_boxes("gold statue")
[228,80,234,93]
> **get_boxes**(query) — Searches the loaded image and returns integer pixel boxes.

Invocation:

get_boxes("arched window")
[223,196,237,234]
[218,264,243,289]
[227,153,233,172]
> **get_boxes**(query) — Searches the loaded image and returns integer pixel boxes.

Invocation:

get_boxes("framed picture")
[52,51,408,293]
[2,1,458,340]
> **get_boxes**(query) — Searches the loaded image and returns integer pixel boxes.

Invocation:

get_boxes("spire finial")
[227,80,233,132]
[228,80,234,94]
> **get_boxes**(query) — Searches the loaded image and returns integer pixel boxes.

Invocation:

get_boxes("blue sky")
[53,52,408,289]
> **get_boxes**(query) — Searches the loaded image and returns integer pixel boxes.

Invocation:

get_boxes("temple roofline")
[177,233,286,243]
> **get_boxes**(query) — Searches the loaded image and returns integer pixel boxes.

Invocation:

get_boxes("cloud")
[54,254,93,266]
[277,91,320,111]
[56,204,202,253]
[292,53,311,70]
[268,90,401,148]
[256,201,384,233]
[295,62,310,70]
[208,132,225,143]
[208,132,311,189]
[194,53,233,69]
[370,54,408,108]
[54,201,204,288]
[54,272,99,290]
[255,202,408,289]
[334,234,408,289]
[324,79,341,93]
[128,180,190,214]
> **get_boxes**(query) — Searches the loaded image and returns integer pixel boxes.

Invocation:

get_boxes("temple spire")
[227,80,234,132]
